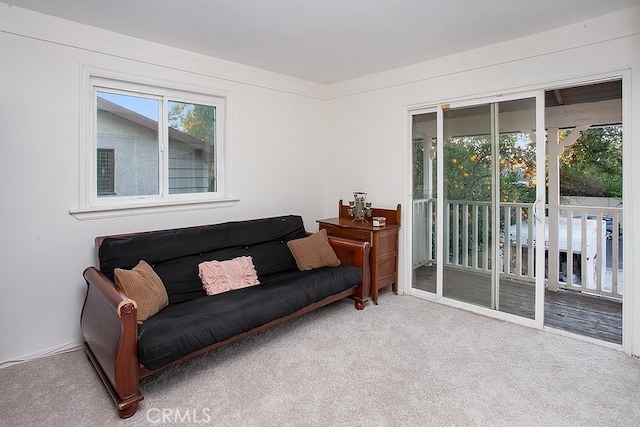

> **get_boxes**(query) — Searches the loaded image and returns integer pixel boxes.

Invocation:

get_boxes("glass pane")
[442,104,494,308]
[440,99,538,320]
[498,98,536,319]
[412,112,437,293]
[168,101,216,194]
[96,91,159,197]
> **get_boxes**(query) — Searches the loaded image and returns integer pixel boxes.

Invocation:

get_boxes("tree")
[169,103,215,144]
[559,127,622,198]
[443,133,538,204]
[168,102,217,191]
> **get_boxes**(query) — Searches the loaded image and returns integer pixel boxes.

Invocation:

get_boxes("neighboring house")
[97,97,213,197]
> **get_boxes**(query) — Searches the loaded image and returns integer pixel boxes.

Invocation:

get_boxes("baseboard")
[0,339,84,369]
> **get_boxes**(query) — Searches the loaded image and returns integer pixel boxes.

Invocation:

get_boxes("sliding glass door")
[441,103,496,308]
[411,92,545,324]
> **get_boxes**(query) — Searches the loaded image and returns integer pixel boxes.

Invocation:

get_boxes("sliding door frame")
[408,90,546,329]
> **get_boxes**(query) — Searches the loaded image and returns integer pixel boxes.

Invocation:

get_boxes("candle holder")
[348,192,372,223]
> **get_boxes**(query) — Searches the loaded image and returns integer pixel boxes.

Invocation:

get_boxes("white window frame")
[71,67,236,220]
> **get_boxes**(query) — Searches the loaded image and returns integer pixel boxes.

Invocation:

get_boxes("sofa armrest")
[328,236,371,309]
[81,267,143,418]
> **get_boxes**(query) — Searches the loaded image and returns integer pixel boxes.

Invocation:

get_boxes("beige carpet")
[1,292,639,426]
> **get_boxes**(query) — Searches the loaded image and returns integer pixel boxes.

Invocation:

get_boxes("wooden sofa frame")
[81,233,370,419]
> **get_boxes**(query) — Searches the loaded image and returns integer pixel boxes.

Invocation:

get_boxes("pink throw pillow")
[198,256,260,296]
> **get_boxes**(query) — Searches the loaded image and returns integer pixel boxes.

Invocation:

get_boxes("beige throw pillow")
[287,229,341,271]
[114,260,169,324]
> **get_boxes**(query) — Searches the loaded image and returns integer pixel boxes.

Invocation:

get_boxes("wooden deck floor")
[413,265,622,344]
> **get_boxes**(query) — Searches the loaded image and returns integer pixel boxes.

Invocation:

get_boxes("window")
[97,148,115,195]
[72,71,234,219]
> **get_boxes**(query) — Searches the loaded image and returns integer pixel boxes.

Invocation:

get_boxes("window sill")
[69,198,240,221]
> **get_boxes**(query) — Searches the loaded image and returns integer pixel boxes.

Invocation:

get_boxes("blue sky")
[98,91,159,121]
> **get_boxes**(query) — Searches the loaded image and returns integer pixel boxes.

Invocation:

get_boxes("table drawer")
[321,224,372,243]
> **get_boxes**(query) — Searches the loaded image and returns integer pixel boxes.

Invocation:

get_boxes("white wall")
[1,4,639,364]
[324,7,640,356]
[0,5,329,364]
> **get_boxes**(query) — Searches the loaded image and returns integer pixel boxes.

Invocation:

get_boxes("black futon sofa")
[81,215,370,418]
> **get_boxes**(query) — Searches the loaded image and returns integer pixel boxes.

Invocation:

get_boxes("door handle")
[533,199,543,223]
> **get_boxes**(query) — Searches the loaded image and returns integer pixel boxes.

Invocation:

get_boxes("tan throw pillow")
[114,260,169,324]
[198,256,260,296]
[287,229,341,271]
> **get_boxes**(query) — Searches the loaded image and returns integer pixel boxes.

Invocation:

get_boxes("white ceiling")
[5,0,640,83]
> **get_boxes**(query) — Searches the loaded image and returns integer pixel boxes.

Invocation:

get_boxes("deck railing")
[413,199,623,299]
[413,198,436,268]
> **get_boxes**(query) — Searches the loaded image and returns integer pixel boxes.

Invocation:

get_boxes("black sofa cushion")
[137,265,362,370]
[98,215,308,303]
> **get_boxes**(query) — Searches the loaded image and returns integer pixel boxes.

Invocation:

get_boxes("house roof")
[97,96,213,154]
[6,0,640,84]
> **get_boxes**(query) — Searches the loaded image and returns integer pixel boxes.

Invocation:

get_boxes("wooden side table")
[318,200,401,304]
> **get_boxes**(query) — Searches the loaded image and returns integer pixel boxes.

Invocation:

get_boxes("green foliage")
[412,139,425,198]
[442,133,537,203]
[169,103,216,144]
[413,126,622,203]
[169,102,217,191]
[559,127,622,197]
